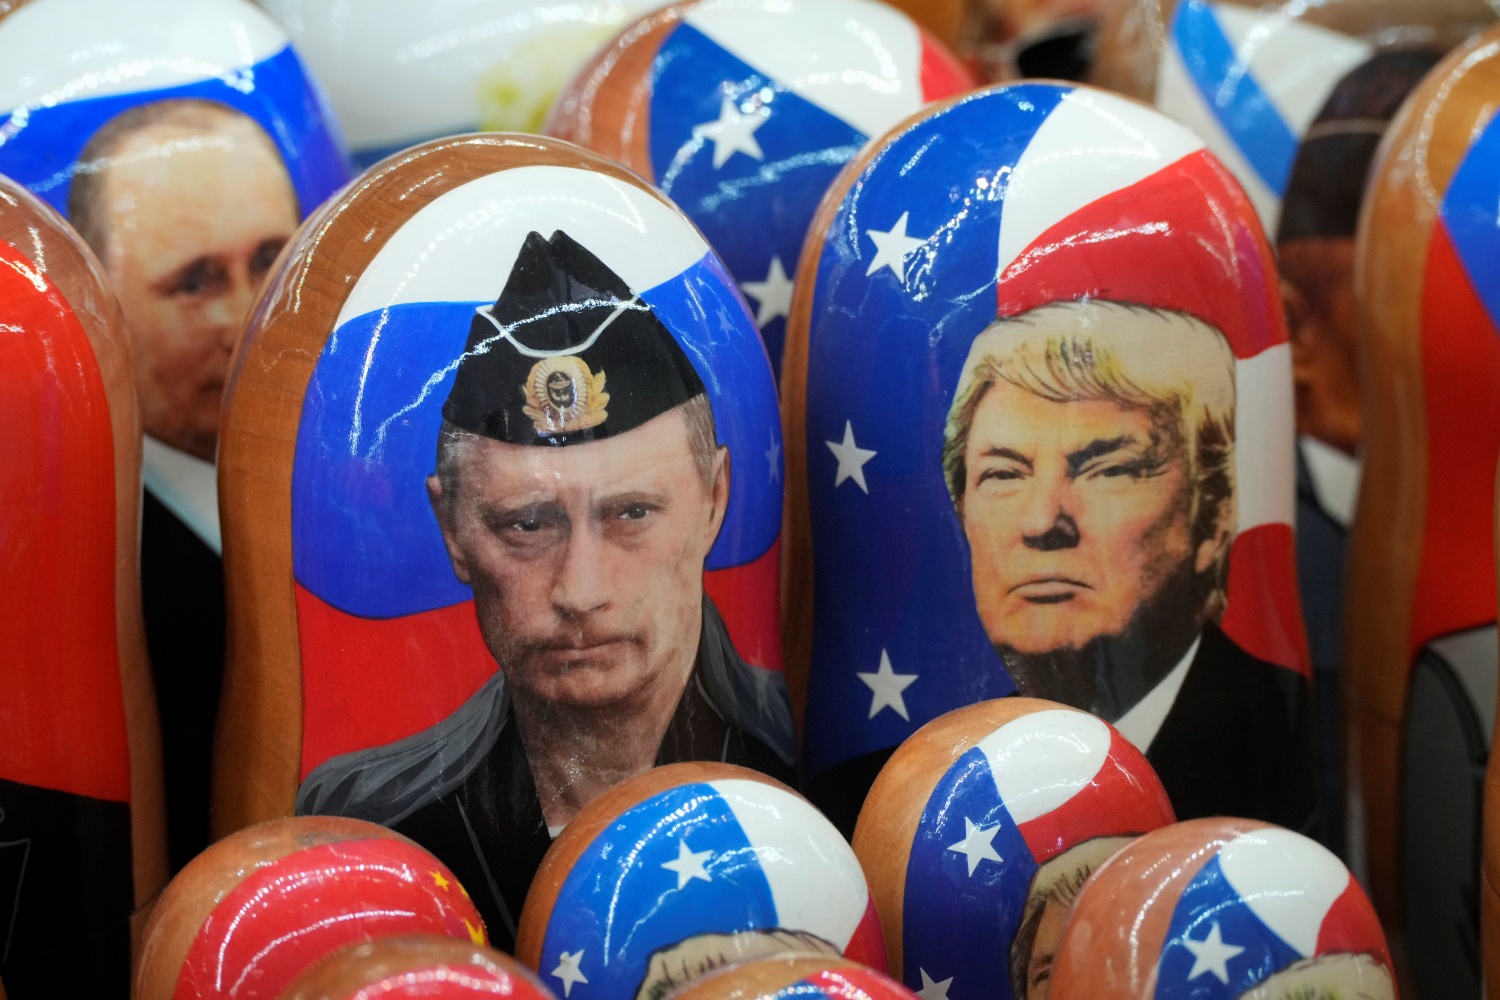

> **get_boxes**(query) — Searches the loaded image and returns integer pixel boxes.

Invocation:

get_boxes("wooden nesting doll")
[784,81,1316,836]
[852,698,1175,998]
[256,0,671,165]
[0,176,168,996]
[1088,0,1497,856]
[135,817,486,1000]
[278,935,557,1000]
[0,0,351,872]
[1486,461,1500,995]
[516,762,885,1000]
[964,0,1107,82]
[215,135,791,952]
[664,954,918,1000]
[1049,818,1393,1000]
[544,0,973,377]
[1343,25,1500,1000]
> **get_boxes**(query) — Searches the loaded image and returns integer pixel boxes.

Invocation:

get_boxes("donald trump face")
[944,300,1236,715]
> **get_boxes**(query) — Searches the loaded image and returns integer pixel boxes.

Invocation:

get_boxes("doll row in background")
[1,0,1496,998]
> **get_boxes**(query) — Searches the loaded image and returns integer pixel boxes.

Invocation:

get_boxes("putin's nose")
[551,522,611,620]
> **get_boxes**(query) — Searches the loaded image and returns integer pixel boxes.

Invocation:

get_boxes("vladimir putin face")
[75,102,299,461]
[960,380,1204,657]
[430,403,729,710]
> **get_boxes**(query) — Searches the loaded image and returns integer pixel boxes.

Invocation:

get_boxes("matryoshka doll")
[784,81,1316,835]
[1049,819,1394,1000]
[0,175,167,997]
[1344,23,1500,1000]
[662,954,919,1000]
[515,762,885,1000]
[134,817,487,1000]
[255,0,672,164]
[853,699,1175,1000]
[545,0,973,376]
[214,135,790,952]
[1089,0,1497,860]
[0,0,350,872]
[278,936,559,1000]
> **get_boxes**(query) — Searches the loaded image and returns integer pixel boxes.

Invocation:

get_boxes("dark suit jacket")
[297,597,795,951]
[1146,621,1317,833]
[141,490,225,873]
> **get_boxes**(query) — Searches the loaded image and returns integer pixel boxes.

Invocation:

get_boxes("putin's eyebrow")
[1065,435,1135,475]
[980,446,1033,469]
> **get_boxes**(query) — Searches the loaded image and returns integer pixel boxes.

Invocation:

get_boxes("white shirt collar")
[140,435,221,556]
[1111,634,1202,754]
[1299,435,1362,529]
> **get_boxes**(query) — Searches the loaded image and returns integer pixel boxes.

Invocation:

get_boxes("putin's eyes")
[158,255,229,298]
[249,235,290,280]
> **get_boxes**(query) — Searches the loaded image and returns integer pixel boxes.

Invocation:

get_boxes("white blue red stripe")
[538,779,880,1000]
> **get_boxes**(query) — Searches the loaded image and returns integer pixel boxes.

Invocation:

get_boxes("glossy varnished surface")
[516,762,884,1000]
[278,935,556,1000]
[0,176,167,994]
[783,80,1313,837]
[1049,818,1392,1000]
[1343,26,1500,993]
[852,699,1173,992]
[662,954,917,1000]
[545,0,972,375]
[135,817,484,1000]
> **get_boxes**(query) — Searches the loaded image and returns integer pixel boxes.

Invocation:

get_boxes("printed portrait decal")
[797,83,1313,832]
[0,0,348,462]
[287,165,789,947]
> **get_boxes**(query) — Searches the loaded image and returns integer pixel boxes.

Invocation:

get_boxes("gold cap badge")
[521,356,609,436]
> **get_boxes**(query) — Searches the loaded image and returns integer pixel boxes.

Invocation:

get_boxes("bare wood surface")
[1345,24,1500,947]
[0,177,169,959]
[213,135,687,838]
[515,762,796,969]
[542,3,689,173]
[135,816,412,1000]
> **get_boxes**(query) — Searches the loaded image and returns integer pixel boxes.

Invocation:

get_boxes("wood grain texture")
[1048,818,1268,1000]
[278,934,549,1000]
[1344,24,1500,945]
[0,177,169,954]
[663,954,870,1000]
[213,135,688,838]
[542,2,691,173]
[134,816,412,1000]
[850,698,1055,979]
[514,762,798,969]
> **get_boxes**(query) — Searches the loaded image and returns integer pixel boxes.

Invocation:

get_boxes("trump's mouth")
[1009,576,1091,604]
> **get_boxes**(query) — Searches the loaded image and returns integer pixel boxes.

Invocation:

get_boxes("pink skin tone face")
[429,407,729,709]
[92,116,298,461]
[960,382,1220,655]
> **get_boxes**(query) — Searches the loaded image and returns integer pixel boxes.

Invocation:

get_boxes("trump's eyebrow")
[979,446,1033,469]
[1065,435,1135,475]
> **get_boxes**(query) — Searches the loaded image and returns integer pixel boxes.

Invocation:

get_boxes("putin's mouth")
[1009,577,1091,604]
